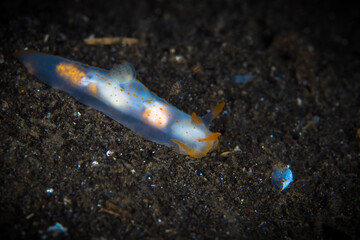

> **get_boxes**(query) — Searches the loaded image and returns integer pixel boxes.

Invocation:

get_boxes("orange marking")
[56,62,86,85]
[127,92,130,95]
[191,112,203,125]
[120,89,124,92]
[108,82,111,85]
[88,83,98,95]
[133,94,138,97]
[95,73,99,77]
[143,109,151,118]
[101,76,105,80]
[176,120,179,123]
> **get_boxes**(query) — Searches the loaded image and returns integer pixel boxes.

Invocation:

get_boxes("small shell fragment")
[271,164,293,192]
[47,222,67,237]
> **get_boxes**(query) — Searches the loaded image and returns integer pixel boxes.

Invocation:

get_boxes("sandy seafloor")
[1,0,359,239]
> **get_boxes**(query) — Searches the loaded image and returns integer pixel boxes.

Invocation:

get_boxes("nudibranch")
[14,50,224,158]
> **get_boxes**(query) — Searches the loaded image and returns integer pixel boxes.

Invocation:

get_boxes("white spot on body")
[142,101,169,128]
[98,80,130,109]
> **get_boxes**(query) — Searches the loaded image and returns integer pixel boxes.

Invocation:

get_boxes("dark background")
[1,0,359,239]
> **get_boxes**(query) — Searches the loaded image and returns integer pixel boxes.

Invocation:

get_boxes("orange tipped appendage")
[213,102,225,118]
[197,132,221,142]
[171,139,212,158]
[171,132,221,158]
[191,112,203,125]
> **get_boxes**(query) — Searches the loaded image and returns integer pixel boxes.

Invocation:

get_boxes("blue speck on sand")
[235,74,253,83]
[271,165,293,192]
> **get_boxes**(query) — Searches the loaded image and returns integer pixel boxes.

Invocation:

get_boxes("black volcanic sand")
[1,0,359,239]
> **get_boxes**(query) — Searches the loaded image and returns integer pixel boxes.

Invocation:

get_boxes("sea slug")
[15,50,224,158]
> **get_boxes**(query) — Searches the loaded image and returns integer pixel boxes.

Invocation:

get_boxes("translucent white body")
[15,50,224,158]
